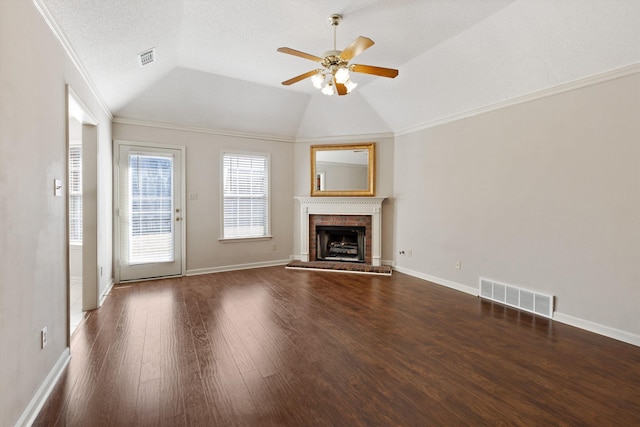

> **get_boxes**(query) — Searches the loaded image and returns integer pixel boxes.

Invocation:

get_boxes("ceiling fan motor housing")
[321,50,348,70]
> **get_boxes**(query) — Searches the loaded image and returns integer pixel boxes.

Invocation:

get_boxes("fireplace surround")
[296,197,386,266]
[312,218,370,263]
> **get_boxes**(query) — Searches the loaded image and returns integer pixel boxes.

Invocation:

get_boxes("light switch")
[54,179,62,197]
[189,192,198,200]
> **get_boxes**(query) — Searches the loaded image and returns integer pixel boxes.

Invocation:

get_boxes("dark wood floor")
[35,267,640,426]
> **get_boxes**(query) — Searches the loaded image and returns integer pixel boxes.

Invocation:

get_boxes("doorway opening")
[68,116,83,334]
[67,88,99,337]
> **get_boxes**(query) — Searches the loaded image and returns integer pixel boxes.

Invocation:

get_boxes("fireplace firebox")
[316,225,365,263]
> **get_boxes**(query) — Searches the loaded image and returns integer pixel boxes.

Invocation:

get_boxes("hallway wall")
[0,2,112,425]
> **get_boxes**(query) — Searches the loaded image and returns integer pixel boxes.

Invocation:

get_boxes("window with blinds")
[222,151,270,239]
[68,143,82,244]
[127,153,174,264]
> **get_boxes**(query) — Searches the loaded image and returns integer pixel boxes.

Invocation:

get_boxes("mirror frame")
[310,142,376,197]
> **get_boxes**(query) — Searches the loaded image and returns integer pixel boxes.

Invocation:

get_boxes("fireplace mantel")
[296,197,386,266]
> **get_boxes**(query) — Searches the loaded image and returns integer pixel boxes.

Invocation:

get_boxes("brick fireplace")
[310,215,372,264]
[295,197,386,266]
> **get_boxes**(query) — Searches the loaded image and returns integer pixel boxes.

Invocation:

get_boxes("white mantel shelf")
[296,197,387,266]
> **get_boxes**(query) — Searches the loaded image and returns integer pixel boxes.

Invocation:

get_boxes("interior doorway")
[68,116,83,334]
[67,87,99,337]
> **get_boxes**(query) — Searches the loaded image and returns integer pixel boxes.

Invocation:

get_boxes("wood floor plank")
[34,266,640,426]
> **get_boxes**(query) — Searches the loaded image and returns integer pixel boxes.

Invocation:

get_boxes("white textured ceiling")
[40,0,640,139]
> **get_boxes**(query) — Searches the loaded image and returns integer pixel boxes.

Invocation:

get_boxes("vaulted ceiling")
[39,0,640,140]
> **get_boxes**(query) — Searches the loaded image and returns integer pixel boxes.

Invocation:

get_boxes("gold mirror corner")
[310,142,376,197]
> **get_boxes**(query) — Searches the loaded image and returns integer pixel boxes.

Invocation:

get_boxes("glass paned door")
[118,145,183,281]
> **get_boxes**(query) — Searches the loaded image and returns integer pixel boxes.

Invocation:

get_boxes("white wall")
[113,123,294,273]
[0,1,112,426]
[394,71,640,341]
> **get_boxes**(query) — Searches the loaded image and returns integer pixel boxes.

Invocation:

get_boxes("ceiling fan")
[277,14,399,96]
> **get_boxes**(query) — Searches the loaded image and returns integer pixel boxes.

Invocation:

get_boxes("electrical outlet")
[189,192,198,200]
[456,260,462,270]
[399,250,405,255]
[272,244,277,251]
[41,326,48,349]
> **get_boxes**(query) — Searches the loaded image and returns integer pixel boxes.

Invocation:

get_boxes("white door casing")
[115,142,185,282]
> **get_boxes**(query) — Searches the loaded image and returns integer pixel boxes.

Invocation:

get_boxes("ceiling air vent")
[138,48,155,66]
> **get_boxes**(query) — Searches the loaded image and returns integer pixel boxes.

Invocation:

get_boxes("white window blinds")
[222,151,270,239]
[68,144,82,244]
[126,153,174,264]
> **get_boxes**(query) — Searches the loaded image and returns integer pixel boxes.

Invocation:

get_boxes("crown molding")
[113,116,396,144]
[32,0,113,121]
[395,62,640,137]
[295,132,395,144]
[116,61,640,143]
[113,117,297,143]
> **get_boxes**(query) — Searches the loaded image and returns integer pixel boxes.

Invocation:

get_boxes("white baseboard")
[186,259,291,276]
[393,266,639,348]
[393,266,478,296]
[553,312,640,348]
[98,278,115,307]
[15,348,70,427]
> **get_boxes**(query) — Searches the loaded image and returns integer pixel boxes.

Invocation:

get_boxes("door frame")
[113,139,187,283]
[67,86,99,341]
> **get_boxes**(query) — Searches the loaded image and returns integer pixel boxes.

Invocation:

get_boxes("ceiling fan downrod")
[330,14,342,51]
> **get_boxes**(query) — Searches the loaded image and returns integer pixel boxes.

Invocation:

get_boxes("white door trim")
[113,139,186,283]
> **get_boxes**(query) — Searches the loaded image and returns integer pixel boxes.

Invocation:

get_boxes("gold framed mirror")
[310,142,375,196]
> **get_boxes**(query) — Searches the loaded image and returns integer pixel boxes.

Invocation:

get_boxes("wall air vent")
[138,48,155,66]
[479,278,554,318]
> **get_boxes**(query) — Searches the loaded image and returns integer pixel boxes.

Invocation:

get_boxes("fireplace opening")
[316,225,365,263]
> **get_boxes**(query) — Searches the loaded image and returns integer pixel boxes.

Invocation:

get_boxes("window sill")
[219,236,273,243]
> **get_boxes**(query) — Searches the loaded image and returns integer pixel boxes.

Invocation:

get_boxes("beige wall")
[0,1,113,426]
[113,123,294,272]
[394,72,640,339]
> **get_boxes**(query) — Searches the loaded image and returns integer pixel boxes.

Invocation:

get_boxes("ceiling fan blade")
[336,83,347,96]
[339,36,374,61]
[277,47,324,63]
[351,64,399,78]
[281,69,322,86]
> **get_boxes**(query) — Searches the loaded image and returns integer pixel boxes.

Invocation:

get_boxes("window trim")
[220,149,271,241]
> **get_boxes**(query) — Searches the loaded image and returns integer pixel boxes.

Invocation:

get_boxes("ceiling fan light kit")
[277,14,398,96]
